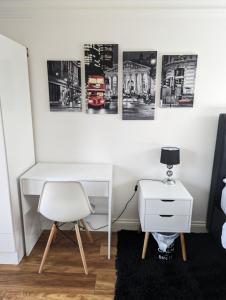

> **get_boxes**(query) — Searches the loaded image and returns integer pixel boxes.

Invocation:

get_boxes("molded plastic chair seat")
[38,181,94,222]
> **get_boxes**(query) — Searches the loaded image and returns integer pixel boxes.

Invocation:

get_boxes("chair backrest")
[38,181,93,222]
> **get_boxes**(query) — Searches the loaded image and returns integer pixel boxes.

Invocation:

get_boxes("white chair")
[38,181,94,275]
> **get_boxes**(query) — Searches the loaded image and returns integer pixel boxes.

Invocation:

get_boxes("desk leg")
[180,233,187,262]
[108,180,112,260]
[20,186,42,256]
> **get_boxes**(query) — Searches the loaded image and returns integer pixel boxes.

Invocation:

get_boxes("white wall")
[1,0,226,228]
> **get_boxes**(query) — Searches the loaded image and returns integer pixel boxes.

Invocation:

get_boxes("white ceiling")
[0,0,226,10]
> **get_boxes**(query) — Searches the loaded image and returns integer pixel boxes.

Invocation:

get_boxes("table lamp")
[160,147,180,185]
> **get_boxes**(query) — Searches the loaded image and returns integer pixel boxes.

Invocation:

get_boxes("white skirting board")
[0,252,19,264]
[41,217,207,233]
[0,234,24,264]
[112,219,207,233]
[0,233,21,264]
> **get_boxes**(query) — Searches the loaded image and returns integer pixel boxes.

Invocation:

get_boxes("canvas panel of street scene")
[85,44,118,114]
[160,55,198,108]
[122,51,157,120]
[47,61,81,112]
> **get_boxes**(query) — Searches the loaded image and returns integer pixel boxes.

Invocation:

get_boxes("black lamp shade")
[160,147,180,165]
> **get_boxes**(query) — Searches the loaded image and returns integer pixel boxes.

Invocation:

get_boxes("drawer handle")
[160,199,175,202]
[159,214,174,217]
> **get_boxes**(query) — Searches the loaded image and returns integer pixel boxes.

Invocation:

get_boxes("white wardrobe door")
[0,98,15,251]
[0,35,35,263]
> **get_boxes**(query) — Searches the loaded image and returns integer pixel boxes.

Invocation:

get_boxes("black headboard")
[207,114,226,231]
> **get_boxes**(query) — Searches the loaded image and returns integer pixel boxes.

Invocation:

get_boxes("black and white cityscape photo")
[47,61,81,112]
[160,55,198,108]
[84,44,118,114]
[122,51,157,120]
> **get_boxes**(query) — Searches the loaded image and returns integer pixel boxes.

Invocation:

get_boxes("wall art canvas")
[47,60,81,112]
[122,51,157,120]
[84,44,118,114]
[160,55,198,108]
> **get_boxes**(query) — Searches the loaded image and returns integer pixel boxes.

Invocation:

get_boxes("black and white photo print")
[122,51,157,120]
[84,44,118,114]
[47,61,81,112]
[160,55,198,108]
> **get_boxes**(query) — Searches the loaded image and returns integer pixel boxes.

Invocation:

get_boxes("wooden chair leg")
[75,223,88,275]
[80,219,93,243]
[38,223,57,274]
[142,232,150,259]
[180,233,187,262]
[52,223,58,243]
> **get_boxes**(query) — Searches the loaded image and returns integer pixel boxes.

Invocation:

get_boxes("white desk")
[20,162,113,259]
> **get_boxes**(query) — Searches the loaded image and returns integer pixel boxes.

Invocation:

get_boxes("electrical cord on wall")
[87,178,162,231]
[49,179,163,245]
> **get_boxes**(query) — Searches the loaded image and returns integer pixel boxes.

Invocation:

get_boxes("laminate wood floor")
[0,231,117,300]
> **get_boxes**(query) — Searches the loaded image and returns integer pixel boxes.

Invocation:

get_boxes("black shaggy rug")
[115,231,226,300]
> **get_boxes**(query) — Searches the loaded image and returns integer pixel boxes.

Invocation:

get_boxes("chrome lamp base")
[162,178,176,185]
[162,164,176,185]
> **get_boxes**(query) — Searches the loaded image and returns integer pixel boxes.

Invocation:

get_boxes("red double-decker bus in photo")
[87,75,106,108]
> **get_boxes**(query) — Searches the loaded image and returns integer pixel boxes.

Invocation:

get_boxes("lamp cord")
[87,178,162,231]
[52,179,163,243]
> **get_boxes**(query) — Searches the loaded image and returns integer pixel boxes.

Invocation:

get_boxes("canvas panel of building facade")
[84,44,118,114]
[160,55,198,108]
[122,51,157,120]
[47,61,81,112]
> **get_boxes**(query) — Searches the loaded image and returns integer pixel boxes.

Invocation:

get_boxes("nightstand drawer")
[144,215,190,232]
[145,199,191,215]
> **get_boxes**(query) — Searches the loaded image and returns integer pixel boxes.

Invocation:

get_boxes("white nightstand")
[138,180,193,261]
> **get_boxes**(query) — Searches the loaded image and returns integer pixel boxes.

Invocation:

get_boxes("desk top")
[139,180,193,200]
[21,162,113,182]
